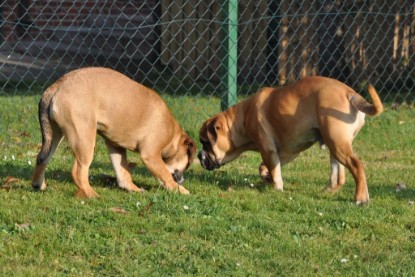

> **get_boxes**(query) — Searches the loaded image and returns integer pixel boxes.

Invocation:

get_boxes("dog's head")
[198,114,240,171]
[163,133,197,184]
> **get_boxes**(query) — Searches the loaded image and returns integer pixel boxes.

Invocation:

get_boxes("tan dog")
[32,67,196,198]
[198,76,383,204]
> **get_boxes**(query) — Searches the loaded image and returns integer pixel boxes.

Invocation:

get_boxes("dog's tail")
[349,84,384,116]
[36,83,59,166]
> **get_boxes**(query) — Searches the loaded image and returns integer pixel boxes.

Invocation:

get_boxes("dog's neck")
[225,100,257,151]
[162,122,182,156]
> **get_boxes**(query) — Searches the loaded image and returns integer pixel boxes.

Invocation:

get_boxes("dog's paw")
[124,183,145,193]
[178,185,190,195]
[259,164,273,184]
[32,181,47,191]
[75,188,99,199]
[355,191,370,205]
[273,184,284,191]
[323,185,342,194]
[260,174,273,184]
[128,187,146,193]
[355,198,370,205]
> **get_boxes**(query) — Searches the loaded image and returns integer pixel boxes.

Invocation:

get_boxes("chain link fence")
[0,0,414,105]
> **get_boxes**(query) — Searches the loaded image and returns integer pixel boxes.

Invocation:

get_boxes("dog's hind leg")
[326,141,369,204]
[105,142,144,193]
[66,127,99,199]
[324,154,346,193]
[32,124,63,191]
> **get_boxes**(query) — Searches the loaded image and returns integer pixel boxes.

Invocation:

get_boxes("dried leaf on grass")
[138,201,155,218]
[20,131,31,137]
[1,176,20,190]
[15,223,31,230]
[109,207,128,214]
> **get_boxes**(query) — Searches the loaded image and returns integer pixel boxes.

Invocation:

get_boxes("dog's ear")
[184,136,197,163]
[207,117,222,142]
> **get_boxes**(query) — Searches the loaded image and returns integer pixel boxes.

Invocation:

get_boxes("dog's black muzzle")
[172,170,184,184]
[198,150,220,171]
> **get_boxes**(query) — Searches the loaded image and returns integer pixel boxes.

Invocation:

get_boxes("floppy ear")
[184,136,197,162]
[207,117,222,142]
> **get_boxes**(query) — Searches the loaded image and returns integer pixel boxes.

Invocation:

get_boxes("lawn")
[0,92,414,276]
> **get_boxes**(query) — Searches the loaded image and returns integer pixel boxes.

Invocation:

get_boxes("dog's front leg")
[105,142,145,193]
[140,152,190,195]
[259,149,284,191]
[325,155,346,193]
[259,162,273,183]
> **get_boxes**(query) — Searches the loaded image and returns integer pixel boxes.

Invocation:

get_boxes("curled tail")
[349,84,383,116]
[36,84,59,165]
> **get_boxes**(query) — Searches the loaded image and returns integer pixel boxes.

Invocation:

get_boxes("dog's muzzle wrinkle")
[172,170,185,184]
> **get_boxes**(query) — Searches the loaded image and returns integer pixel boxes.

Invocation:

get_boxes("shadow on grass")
[2,161,413,204]
[196,167,415,204]
[316,182,415,204]
[192,168,270,192]
[0,161,158,194]
[370,183,415,201]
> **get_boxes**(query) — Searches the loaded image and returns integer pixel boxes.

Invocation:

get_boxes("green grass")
[0,93,414,276]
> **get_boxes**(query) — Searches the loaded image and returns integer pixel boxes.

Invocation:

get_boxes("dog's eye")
[162,155,171,163]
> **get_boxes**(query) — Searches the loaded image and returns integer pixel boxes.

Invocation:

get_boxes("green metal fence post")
[221,0,238,111]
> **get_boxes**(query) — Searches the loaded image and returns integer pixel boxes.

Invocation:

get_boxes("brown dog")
[32,67,196,198]
[198,76,383,204]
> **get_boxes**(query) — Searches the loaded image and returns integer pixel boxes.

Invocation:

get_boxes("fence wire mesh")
[0,0,414,105]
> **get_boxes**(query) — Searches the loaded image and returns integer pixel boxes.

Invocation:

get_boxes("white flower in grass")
[183,205,189,210]
[341,258,348,263]
[11,155,15,160]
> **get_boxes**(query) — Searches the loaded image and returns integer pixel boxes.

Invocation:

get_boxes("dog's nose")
[172,170,184,184]
[198,151,213,170]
